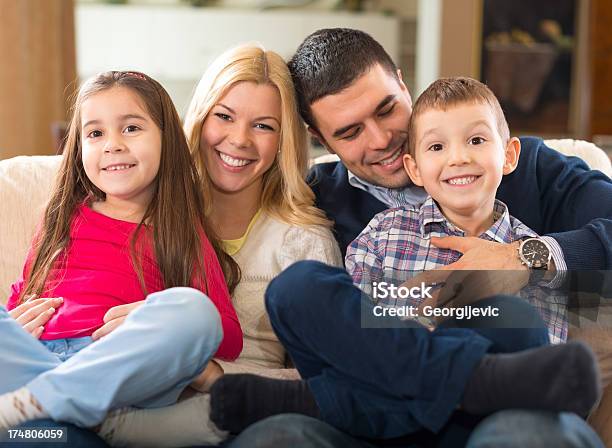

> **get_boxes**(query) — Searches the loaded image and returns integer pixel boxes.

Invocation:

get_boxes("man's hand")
[431,236,526,271]
[405,237,530,323]
[92,300,145,341]
[8,296,63,339]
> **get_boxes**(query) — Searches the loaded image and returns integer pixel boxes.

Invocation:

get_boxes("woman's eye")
[254,123,274,131]
[378,103,395,117]
[87,130,102,138]
[470,136,485,145]
[215,113,232,121]
[428,143,443,151]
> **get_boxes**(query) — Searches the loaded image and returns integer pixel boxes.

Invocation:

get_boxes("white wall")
[75,4,400,115]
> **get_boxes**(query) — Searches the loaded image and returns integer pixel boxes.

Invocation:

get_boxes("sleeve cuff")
[541,236,567,288]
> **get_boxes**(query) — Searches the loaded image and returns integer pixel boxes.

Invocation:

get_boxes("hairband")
[123,71,148,81]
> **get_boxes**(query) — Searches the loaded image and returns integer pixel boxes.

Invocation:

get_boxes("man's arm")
[499,137,612,270]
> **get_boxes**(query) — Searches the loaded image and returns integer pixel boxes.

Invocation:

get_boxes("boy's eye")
[428,143,443,152]
[87,130,102,138]
[378,103,395,117]
[470,136,486,145]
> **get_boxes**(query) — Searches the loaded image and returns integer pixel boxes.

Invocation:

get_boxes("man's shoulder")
[307,160,347,186]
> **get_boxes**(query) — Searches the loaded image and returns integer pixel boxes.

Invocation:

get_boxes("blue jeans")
[0,287,222,427]
[265,261,550,440]
[227,412,603,448]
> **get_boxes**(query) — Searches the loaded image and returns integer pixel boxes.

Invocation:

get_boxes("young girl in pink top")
[0,71,242,430]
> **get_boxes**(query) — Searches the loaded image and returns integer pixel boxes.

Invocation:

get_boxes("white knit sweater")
[216,211,343,376]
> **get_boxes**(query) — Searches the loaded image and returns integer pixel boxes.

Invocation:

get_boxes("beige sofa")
[1,139,610,305]
[1,141,611,445]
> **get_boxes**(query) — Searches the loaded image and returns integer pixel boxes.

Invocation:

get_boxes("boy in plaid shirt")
[346,77,567,343]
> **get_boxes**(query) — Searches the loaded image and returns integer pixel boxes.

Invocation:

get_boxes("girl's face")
[81,86,162,208]
[200,81,281,198]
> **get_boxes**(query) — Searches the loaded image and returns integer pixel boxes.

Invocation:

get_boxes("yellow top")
[222,209,262,256]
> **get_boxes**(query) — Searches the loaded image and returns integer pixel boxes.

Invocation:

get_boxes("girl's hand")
[92,300,145,341]
[8,297,63,339]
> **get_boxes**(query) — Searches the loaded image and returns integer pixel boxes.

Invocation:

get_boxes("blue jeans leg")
[226,414,376,448]
[265,261,492,438]
[467,410,604,448]
[0,306,62,394]
[27,287,222,427]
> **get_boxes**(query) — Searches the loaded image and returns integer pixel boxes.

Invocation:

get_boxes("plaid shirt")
[346,197,567,343]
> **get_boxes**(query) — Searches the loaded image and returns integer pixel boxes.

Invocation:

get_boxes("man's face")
[310,64,413,189]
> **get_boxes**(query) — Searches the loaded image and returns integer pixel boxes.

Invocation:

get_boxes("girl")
[0,71,242,430]
[97,45,343,447]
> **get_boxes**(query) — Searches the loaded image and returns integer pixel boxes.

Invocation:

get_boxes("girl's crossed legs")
[0,287,222,428]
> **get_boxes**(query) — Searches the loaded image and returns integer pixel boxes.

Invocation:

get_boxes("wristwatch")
[517,237,552,270]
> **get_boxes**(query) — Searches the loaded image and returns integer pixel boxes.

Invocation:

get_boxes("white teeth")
[378,148,401,166]
[219,152,252,167]
[447,176,477,185]
[105,164,133,171]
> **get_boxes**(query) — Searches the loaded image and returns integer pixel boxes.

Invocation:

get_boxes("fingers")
[102,300,144,323]
[21,306,57,337]
[13,297,63,327]
[7,296,46,319]
[431,236,482,254]
[92,316,125,341]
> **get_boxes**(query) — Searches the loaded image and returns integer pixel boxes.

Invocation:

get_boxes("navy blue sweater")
[308,137,612,270]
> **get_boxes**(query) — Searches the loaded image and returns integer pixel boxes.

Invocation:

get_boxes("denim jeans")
[264,260,551,439]
[1,287,221,427]
[227,412,603,448]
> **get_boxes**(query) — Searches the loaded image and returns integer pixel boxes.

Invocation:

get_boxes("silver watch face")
[521,239,551,268]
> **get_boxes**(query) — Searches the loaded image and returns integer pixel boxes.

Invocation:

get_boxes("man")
[212,28,611,447]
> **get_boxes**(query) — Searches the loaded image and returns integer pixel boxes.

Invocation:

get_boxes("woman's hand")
[190,360,224,393]
[92,300,145,341]
[8,297,63,339]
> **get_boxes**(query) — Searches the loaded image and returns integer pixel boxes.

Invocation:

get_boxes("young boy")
[346,77,567,343]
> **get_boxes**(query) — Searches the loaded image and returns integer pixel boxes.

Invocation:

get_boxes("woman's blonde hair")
[184,43,330,228]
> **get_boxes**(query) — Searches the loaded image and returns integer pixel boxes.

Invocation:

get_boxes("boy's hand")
[92,300,145,341]
[190,360,224,393]
[8,296,63,339]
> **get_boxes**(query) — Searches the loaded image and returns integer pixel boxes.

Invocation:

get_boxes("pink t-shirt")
[8,204,242,360]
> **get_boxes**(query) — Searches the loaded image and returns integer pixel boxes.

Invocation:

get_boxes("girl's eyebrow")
[216,103,280,126]
[82,114,147,129]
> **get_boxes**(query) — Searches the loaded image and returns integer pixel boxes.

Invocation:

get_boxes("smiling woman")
[95,45,343,448]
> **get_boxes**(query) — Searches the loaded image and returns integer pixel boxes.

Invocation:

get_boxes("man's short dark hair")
[288,28,398,130]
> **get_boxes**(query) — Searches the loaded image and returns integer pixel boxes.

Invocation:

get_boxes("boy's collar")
[419,197,514,243]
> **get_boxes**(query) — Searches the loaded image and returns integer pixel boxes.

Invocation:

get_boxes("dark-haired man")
[216,29,611,448]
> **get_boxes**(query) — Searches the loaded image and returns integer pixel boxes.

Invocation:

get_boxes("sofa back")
[0,156,62,304]
[1,140,610,305]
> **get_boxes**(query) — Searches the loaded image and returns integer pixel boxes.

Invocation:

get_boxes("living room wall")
[0,0,76,160]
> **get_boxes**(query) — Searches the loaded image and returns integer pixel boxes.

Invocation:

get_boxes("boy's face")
[403,102,520,219]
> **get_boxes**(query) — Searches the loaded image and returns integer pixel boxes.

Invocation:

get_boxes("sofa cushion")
[0,155,61,304]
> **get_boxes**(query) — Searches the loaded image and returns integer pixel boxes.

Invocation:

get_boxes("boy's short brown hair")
[407,77,510,156]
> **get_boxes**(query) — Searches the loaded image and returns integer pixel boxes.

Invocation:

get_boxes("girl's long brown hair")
[19,71,240,304]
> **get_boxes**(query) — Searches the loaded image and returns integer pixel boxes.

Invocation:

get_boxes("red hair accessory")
[124,71,148,81]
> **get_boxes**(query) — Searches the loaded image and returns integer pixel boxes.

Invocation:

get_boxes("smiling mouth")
[376,146,403,166]
[103,164,136,172]
[444,175,481,186]
[217,150,255,168]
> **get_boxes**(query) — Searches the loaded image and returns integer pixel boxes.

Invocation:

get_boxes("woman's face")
[200,81,282,197]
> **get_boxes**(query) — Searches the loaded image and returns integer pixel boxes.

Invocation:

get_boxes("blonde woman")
[97,44,342,447]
